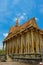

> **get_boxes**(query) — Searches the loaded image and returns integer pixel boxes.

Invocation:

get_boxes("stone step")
[6,55,13,62]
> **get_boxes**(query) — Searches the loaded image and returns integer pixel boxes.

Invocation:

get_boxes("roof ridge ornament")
[15,18,19,27]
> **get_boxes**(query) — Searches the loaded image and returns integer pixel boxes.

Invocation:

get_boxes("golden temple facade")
[3,17,43,55]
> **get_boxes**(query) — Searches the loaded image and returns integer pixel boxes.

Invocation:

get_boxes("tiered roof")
[3,17,43,43]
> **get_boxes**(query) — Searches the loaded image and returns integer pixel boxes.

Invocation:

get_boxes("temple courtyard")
[0,62,39,65]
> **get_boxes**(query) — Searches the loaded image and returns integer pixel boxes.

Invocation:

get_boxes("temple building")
[3,17,43,56]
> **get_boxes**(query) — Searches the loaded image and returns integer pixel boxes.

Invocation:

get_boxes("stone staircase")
[6,55,13,62]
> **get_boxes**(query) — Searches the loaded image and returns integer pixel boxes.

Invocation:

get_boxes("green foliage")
[0,49,2,54]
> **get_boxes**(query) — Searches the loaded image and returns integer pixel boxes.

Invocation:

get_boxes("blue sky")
[0,0,43,49]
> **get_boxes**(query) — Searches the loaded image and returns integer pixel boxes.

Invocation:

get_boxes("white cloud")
[14,17,17,22]
[20,15,25,20]
[3,33,8,37]
[13,12,27,23]
[35,17,39,21]
[23,13,26,15]
[18,15,25,22]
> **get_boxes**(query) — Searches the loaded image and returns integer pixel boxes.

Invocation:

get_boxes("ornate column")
[42,35,43,53]
[3,43,4,53]
[9,39,12,54]
[31,28,34,53]
[21,34,24,54]
[8,41,10,54]
[3,43,7,54]
[6,42,8,55]
[14,37,17,54]
[19,36,21,54]
[39,33,43,53]
[15,37,17,54]
[5,43,7,54]
[16,37,18,54]
[24,34,26,54]
[26,31,30,54]
[15,35,21,54]
[35,30,39,53]
[7,42,9,54]
[11,38,15,53]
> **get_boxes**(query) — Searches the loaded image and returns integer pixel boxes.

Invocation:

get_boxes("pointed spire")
[15,18,19,27]
[29,17,38,28]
